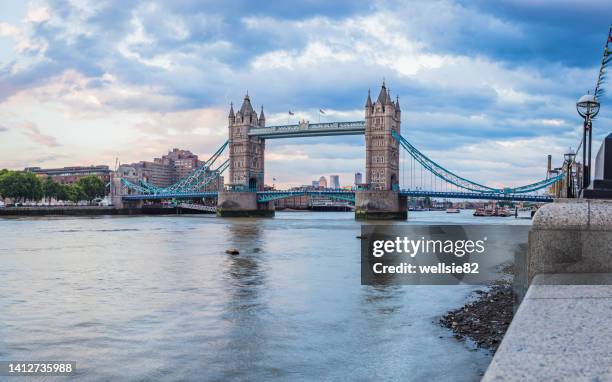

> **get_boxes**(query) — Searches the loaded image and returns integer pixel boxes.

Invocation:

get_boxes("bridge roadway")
[248,121,365,139]
[121,189,554,203]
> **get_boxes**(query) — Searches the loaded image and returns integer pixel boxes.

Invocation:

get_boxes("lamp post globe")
[576,93,599,191]
[576,93,600,119]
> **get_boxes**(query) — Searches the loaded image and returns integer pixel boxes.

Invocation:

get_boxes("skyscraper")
[330,175,340,189]
[319,176,327,189]
[354,172,363,185]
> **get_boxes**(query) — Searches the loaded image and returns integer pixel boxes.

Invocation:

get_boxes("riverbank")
[0,206,213,216]
[440,282,514,352]
[440,266,515,353]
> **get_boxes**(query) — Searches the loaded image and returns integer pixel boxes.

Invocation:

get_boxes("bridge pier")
[354,190,407,220]
[216,191,274,217]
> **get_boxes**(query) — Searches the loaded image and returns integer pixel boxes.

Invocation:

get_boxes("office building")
[330,175,340,189]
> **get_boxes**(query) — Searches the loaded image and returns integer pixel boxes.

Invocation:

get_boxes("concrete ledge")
[527,200,612,283]
[483,273,612,382]
[532,198,612,231]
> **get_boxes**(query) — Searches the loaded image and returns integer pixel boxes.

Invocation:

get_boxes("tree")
[22,172,43,201]
[0,170,9,197]
[0,171,25,201]
[0,171,43,202]
[76,175,105,202]
[56,184,71,202]
[42,176,61,202]
[60,184,88,203]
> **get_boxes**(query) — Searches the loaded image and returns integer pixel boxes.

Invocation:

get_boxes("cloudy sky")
[0,0,610,189]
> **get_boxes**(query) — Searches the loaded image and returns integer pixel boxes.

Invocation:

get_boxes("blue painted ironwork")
[256,190,356,203]
[123,191,218,200]
[249,121,365,139]
[122,189,551,202]
[391,130,564,194]
[398,190,553,202]
[121,141,228,195]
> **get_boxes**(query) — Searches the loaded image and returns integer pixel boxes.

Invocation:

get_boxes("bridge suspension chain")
[392,131,564,194]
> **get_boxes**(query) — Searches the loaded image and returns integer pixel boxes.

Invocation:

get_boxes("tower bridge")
[114,82,564,219]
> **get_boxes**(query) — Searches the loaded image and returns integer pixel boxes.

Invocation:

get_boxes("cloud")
[0,124,7,132]
[0,22,20,37]
[24,4,51,23]
[18,122,61,147]
[0,0,608,186]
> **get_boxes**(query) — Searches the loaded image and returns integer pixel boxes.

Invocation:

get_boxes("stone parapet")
[526,199,612,283]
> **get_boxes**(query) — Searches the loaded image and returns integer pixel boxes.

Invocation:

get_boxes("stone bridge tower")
[356,82,406,220]
[217,93,274,217]
[227,94,266,191]
[364,81,400,191]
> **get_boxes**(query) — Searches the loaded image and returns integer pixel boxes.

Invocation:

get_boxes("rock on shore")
[439,281,514,353]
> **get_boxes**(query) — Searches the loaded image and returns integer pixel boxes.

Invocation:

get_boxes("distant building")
[354,172,363,185]
[164,148,200,181]
[330,175,340,189]
[25,165,112,186]
[125,160,173,187]
[312,180,319,188]
[319,176,327,188]
[121,148,223,191]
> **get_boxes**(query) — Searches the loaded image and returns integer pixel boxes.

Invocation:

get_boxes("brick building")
[24,165,112,185]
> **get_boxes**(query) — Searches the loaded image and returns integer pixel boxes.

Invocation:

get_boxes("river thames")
[0,211,530,381]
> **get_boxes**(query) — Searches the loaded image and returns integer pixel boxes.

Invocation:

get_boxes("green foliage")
[42,176,61,200]
[0,172,106,203]
[62,184,85,202]
[75,175,105,201]
[0,170,43,201]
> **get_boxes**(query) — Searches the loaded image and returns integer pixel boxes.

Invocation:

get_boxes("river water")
[0,211,530,381]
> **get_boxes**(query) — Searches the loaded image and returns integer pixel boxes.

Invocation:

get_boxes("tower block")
[217,94,274,217]
[355,82,407,220]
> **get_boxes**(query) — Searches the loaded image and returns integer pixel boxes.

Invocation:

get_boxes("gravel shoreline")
[440,263,516,353]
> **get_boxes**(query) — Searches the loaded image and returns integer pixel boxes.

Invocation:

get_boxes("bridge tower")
[364,81,401,190]
[217,94,274,217]
[227,94,266,191]
[355,82,407,219]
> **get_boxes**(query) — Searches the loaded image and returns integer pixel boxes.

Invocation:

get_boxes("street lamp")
[564,148,576,198]
[576,93,600,191]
